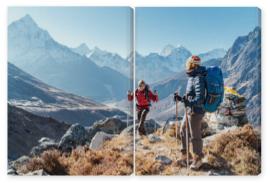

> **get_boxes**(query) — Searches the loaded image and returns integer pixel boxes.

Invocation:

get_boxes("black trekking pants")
[137,108,149,131]
[180,113,204,158]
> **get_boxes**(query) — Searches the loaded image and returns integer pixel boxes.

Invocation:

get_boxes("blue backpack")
[204,66,224,112]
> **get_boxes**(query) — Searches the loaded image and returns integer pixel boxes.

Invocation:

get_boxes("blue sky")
[8,7,133,58]
[8,7,260,57]
[136,7,260,55]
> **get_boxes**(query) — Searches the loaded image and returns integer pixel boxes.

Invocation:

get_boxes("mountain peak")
[21,14,34,21]
[72,43,91,56]
[176,44,185,49]
[9,14,51,40]
[160,44,191,57]
[16,14,38,28]
[198,48,227,61]
[78,43,89,49]
[92,46,109,55]
[160,44,176,56]
[248,26,261,39]
[174,45,189,52]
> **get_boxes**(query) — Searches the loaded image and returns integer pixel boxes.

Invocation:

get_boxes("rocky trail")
[135,117,260,176]
[135,124,216,176]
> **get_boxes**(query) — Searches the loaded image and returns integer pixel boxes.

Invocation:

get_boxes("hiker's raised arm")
[127,90,133,101]
[149,89,158,102]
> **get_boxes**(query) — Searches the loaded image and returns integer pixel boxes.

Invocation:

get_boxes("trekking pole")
[127,103,129,128]
[154,103,156,132]
[127,92,129,128]
[184,105,190,174]
[175,98,178,140]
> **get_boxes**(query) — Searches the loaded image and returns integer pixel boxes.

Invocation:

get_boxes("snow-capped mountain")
[136,45,225,84]
[198,48,227,62]
[71,43,91,56]
[8,62,127,126]
[136,45,191,84]
[221,27,261,125]
[71,44,130,77]
[165,45,192,71]
[87,47,130,77]
[160,44,176,56]
[136,52,177,84]
[8,14,129,102]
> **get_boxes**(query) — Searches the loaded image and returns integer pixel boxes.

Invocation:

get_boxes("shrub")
[205,124,261,175]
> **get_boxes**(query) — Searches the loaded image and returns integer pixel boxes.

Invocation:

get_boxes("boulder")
[89,131,116,150]
[203,88,249,135]
[7,168,18,175]
[25,169,49,176]
[144,119,161,134]
[120,125,134,136]
[58,124,89,152]
[38,137,53,144]
[148,134,162,143]
[11,156,30,170]
[132,119,161,134]
[92,118,127,134]
[155,155,172,165]
[87,118,128,140]
[162,118,182,134]
[205,113,248,133]
[121,119,161,136]
[30,137,58,156]
[207,169,232,176]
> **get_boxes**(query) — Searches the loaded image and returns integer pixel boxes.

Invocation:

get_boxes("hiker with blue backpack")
[174,55,224,170]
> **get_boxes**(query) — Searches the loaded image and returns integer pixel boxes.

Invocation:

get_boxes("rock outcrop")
[155,155,172,165]
[30,137,58,156]
[140,119,161,134]
[8,105,70,160]
[89,132,116,150]
[148,134,162,143]
[58,123,89,152]
[205,87,248,134]
[88,117,130,139]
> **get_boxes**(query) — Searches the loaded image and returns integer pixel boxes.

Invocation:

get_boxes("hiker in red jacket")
[128,80,158,135]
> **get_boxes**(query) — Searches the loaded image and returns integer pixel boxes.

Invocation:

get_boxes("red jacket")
[128,88,158,110]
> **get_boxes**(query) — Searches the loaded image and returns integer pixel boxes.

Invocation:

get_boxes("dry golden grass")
[136,124,261,176]
[18,134,133,175]
[17,124,260,176]
[205,124,261,175]
[135,129,184,175]
[19,150,67,175]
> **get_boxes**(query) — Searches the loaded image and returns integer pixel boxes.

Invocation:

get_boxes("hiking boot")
[138,125,146,136]
[190,156,203,170]
[177,152,192,167]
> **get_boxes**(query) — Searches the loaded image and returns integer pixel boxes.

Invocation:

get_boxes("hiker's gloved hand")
[174,92,182,102]
[182,96,189,106]
[127,90,132,95]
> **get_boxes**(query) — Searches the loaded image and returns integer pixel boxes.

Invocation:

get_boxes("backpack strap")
[144,85,150,103]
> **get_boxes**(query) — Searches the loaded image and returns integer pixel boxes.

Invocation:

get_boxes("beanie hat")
[189,55,201,65]
[138,80,145,86]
